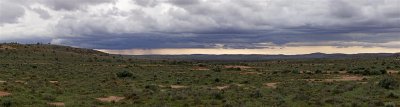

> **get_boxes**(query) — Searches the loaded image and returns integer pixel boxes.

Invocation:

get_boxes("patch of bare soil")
[0,46,16,50]
[96,96,125,102]
[224,65,252,69]
[191,67,209,71]
[15,80,27,84]
[49,81,59,84]
[239,72,262,75]
[216,85,230,90]
[48,102,65,106]
[264,82,279,89]
[170,85,188,89]
[0,91,11,97]
[0,81,6,83]
[235,84,244,87]
[387,70,399,74]
[304,75,365,82]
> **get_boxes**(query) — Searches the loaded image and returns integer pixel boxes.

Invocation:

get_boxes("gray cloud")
[31,8,51,19]
[1,0,400,49]
[0,1,25,25]
[41,0,115,11]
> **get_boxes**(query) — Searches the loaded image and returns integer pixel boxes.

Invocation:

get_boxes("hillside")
[0,44,399,107]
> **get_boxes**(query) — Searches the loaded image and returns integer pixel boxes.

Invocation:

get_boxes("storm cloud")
[0,0,399,49]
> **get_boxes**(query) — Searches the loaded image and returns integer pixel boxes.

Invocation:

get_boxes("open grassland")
[0,43,400,107]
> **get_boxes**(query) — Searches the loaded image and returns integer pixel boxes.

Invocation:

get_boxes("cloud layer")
[1,0,399,50]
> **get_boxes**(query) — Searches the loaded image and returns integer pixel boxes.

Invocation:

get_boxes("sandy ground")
[96,96,125,102]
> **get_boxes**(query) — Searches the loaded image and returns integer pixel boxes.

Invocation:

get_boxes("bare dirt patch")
[304,75,365,82]
[0,91,11,97]
[387,70,399,74]
[0,45,16,50]
[264,82,279,89]
[191,67,209,71]
[215,85,230,90]
[48,102,65,106]
[224,65,252,69]
[49,81,59,84]
[15,80,27,84]
[170,85,188,89]
[96,96,125,102]
[235,84,244,87]
[158,85,166,88]
[0,81,6,83]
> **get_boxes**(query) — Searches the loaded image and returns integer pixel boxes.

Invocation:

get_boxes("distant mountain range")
[130,53,400,61]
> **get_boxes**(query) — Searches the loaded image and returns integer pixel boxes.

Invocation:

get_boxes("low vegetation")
[0,43,399,106]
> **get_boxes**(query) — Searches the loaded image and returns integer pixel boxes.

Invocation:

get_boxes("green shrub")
[291,69,300,74]
[387,92,399,99]
[116,70,133,78]
[249,90,263,98]
[212,66,222,72]
[384,102,396,107]
[315,69,322,74]
[1,98,12,107]
[379,77,399,89]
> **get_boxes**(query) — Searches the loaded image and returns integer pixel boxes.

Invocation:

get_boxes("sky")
[0,0,399,55]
